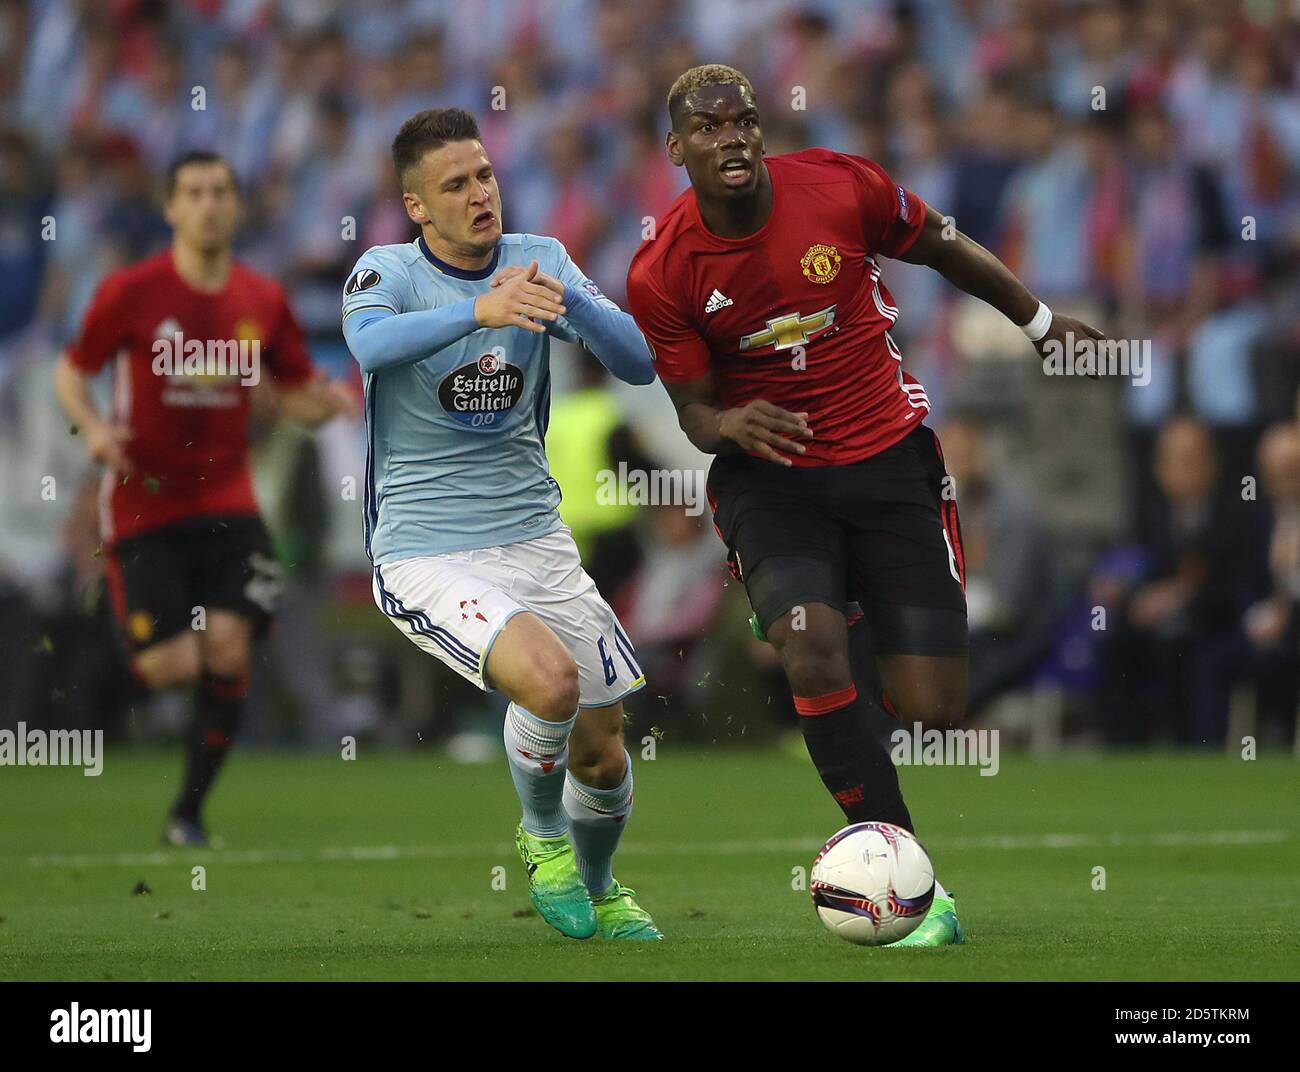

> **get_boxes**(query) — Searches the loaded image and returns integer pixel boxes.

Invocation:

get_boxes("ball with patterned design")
[809,821,934,945]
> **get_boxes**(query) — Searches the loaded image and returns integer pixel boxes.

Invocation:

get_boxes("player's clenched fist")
[475,259,566,334]
[84,420,133,474]
[718,400,813,467]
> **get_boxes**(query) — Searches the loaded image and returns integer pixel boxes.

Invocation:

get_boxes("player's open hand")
[490,262,565,299]
[718,400,813,466]
[85,421,132,474]
[476,260,566,333]
[1035,313,1107,369]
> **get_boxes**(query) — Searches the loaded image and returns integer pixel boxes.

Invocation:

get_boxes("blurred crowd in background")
[0,0,1297,755]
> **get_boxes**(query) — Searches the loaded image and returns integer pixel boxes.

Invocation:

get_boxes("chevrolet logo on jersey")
[738,305,837,351]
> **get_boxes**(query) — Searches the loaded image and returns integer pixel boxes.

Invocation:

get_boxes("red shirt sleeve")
[67,271,131,374]
[626,255,711,384]
[840,153,928,259]
[265,287,317,387]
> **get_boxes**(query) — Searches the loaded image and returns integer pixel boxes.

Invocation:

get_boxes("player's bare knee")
[525,655,580,721]
[570,747,626,789]
[770,611,851,691]
[133,661,184,691]
[570,725,625,786]
[202,641,250,680]
[773,631,852,696]
[890,681,967,729]
[782,652,853,697]
[135,644,201,690]
[583,745,628,790]
[201,614,252,679]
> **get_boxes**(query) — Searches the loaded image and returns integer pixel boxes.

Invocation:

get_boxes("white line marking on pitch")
[16,829,1289,870]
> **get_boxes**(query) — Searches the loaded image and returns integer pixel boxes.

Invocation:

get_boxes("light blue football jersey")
[342,233,618,563]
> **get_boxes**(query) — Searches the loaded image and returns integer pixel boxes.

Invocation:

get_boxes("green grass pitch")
[1,747,1296,980]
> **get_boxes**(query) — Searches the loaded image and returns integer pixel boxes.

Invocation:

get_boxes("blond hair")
[667,64,755,125]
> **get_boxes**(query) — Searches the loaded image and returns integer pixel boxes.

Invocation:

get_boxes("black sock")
[795,683,914,831]
[172,672,245,822]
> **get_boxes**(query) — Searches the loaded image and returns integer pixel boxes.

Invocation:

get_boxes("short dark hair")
[165,151,239,197]
[392,108,481,188]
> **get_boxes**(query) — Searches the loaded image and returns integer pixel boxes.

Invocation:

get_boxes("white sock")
[934,878,950,900]
[563,751,633,896]
[503,702,575,838]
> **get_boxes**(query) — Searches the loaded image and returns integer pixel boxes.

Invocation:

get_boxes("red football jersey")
[67,250,317,542]
[627,148,931,467]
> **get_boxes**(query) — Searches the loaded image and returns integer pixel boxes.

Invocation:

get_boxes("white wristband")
[1019,301,1053,342]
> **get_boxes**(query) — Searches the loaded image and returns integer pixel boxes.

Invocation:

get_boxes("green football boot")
[514,826,597,939]
[592,882,664,941]
[888,890,966,947]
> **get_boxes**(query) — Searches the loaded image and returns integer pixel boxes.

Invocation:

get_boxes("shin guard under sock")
[795,683,914,831]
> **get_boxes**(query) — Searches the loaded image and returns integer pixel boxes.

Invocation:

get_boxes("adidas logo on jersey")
[704,289,733,314]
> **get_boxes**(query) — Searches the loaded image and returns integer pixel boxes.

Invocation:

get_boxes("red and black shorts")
[707,423,968,656]
[105,515,283,653]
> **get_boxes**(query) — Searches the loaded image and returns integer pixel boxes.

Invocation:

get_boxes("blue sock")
[563,751,633,896]
[503,702,575,838]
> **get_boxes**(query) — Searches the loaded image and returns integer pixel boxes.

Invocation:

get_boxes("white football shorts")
[372,527,645,708]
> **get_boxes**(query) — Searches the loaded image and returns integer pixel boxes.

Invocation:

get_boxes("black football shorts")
[706,423,968,656]
[105,514,283,653]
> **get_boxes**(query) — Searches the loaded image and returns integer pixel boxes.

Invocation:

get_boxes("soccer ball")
[810,822,935,946]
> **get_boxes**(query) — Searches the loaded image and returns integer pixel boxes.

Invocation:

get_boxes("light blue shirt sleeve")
[342,246,414,319]
[549,242,656,385]
[342,247,481,374]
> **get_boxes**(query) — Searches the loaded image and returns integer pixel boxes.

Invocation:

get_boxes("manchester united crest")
[800,243,841,285]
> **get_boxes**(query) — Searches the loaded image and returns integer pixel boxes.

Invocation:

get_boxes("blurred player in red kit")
[54,151,357,846]
[627,65,1105,945]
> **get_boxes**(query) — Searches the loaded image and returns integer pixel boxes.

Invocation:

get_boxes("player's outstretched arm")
[343,261,567,374]
[344,285,559,373]
[899,205,1105,355]
[557,282,655,385]
[344,302,482,374]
